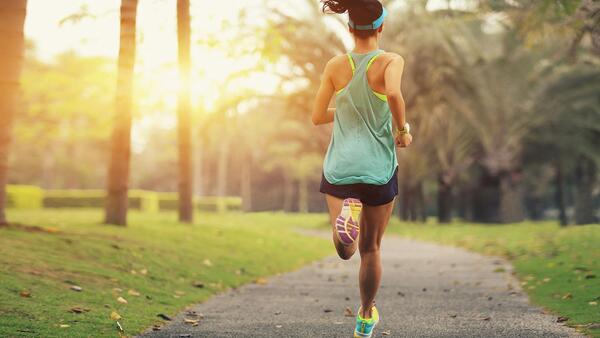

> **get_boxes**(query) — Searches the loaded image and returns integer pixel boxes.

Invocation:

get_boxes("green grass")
[387,220,600,337]
[0,209,331,337]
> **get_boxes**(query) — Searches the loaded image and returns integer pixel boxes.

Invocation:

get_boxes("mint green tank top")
[323,49,398,185]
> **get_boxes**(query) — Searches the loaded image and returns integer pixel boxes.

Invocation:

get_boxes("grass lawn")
[387,220,600,337]
[0,209,331,337]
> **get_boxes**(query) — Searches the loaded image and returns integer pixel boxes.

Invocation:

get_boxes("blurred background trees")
[4,0,599,224]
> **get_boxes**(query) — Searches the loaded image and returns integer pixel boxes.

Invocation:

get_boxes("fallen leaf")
[183,318,199,325]
[59,324,70,328]
[45,227,59,233]
[117,297,128,304]
[493,267,505,273]
[557,316,569,323]
[274,311,282,315]
[157,313,172,321]
[323,308,332,313]
[255,278,268,285]
[113,288,123,293]
[382,330,391,336]
[140,268,148,275]
[179,335,191,338]
[128,289,140,297]
[192,281,205,288]
[130,270,137,275]
[478,316,491,321]
[69,307,90,314]
[422,288,427,292]
[174,290,185,296]
[152,324,162,331]
[344,307,353,317]
[70,285,82,292]
[275,325,282,328]
[19,291,31,298]
[397,291,405,297]
[449,314,457,318]
[203,259,213,267]
[589,301,598,306]
[562,293,573,300]
[110,311,122,321]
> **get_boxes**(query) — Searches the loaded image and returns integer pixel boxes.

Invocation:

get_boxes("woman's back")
[322,49,398,185]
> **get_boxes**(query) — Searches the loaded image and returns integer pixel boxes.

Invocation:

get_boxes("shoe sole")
[335,198,362,246]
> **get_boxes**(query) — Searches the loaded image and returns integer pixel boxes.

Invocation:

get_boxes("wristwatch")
[396,122,410,136]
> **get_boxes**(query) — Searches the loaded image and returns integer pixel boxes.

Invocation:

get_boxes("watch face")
[404,123,410,134]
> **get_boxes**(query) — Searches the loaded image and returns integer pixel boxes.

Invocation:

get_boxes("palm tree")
[105,0,138,226]
[177,0,193,223]
[528,64,600,225]
[0,0,28,225]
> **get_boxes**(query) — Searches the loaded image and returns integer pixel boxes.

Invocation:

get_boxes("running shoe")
[354,305,380,338]
[335,198,362,246]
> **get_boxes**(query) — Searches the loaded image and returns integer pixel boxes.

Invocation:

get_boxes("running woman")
[312,0,412,337]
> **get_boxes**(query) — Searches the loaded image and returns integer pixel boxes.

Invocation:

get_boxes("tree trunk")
[574,157,597,225]
[240,156,252,212]
[194,142,203,196]
[282,172,293,212]
[555,161,568,226]
[0,0,27,225]
[216,138,228,197]
[416,181,426,222]
[473,170,501,223]
[177,0,193,223]
[400,183,411,221]
[298,176,308,213]
[437,173,452,223]
[499,170,526,223]
[104,0,137,226]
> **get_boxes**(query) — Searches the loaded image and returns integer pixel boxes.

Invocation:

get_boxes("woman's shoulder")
[378,52,404,65]
[326,54,351,67]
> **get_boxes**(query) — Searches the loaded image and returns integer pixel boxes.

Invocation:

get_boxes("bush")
[157,193,242,212]
[43,189,159,212]
[197,196,242,212]
[6,185,44,209]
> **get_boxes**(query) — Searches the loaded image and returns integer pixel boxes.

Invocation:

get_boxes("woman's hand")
[395,132,412,148]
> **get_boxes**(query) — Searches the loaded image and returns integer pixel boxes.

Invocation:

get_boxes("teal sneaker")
[354,305,380,338]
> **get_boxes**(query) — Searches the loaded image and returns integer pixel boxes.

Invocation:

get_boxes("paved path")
[140,235,582,338]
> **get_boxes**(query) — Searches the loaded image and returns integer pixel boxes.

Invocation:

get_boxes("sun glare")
[25,0,273,117]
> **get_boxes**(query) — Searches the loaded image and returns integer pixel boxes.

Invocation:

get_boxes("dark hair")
[322,0,384,39]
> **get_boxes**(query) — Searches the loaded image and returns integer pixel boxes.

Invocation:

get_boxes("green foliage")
[389,221,600,337]
[0,209,330,337]
[157,193,242,212]
[42,189,160,212]
[6,185,44,209]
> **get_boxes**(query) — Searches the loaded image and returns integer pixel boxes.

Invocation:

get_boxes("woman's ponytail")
[321,0,363,14]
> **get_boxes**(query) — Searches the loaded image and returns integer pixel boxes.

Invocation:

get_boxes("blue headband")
[348,7,387,30]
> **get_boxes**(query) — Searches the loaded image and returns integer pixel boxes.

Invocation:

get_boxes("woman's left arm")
[311,60,336,125]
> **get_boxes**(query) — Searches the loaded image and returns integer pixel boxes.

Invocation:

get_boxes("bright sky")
[23,0,470,140]
[25,0,279,116]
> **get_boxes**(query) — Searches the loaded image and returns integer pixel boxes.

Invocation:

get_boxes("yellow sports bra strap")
[366,53,381,72]
[347,54,356,74]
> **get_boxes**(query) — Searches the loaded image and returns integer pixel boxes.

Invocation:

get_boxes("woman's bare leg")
[358,198,395,318]
[325,194,357,260]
